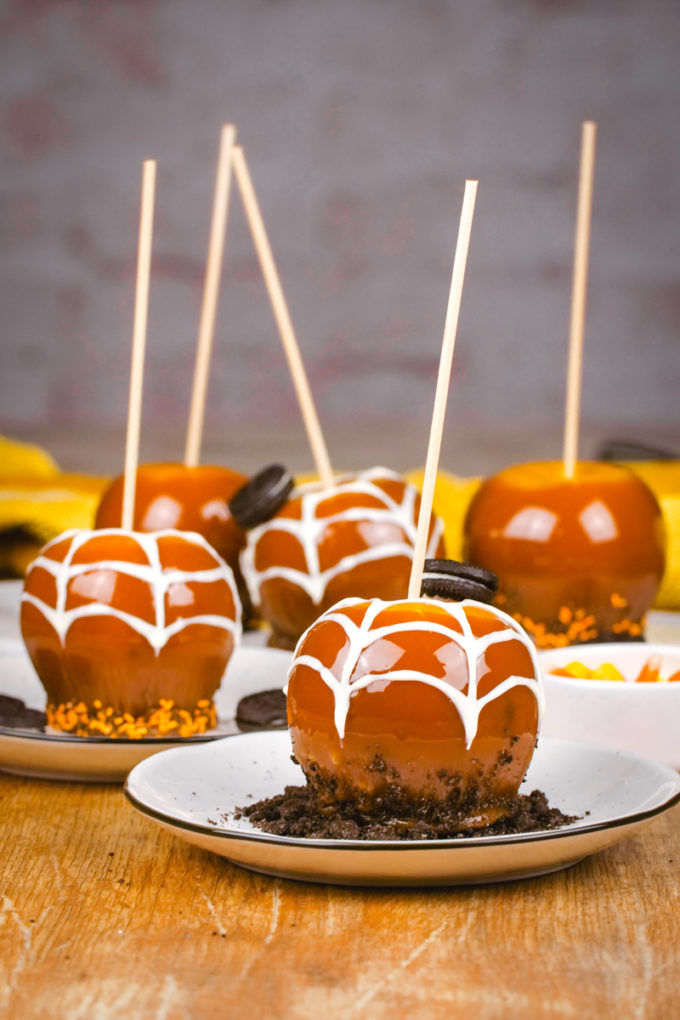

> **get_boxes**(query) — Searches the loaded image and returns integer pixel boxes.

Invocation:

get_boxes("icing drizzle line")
[21,528,242,655]
[241,467,443,606]
[290,596,544,748]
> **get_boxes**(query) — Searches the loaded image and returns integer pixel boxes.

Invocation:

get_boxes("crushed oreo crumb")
[236,689,288,730]
[0,695,46,731]
[235,785,577,841]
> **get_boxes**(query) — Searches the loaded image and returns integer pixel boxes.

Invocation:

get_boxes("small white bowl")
[538,643,680,769]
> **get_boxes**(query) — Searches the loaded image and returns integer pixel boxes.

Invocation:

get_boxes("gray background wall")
[1,0,679,473]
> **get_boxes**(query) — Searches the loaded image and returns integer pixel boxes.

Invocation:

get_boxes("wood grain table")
[1,772,678,1019]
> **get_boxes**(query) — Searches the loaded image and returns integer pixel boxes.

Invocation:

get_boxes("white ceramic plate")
[0,637,291,782]
[124,731,680,887]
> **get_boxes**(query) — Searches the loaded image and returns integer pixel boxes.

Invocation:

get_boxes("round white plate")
[0,580,23,639]
[0,636,291,783]
[124,731,680,887]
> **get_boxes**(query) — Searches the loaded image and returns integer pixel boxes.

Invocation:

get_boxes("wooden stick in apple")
[407,179,478,600]
[562,120,598,480]
[121,159,157,530]
[231,145,334,489]
[184,123,237,468]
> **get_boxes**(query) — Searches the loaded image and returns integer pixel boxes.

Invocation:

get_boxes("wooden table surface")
[1,772,678,1019]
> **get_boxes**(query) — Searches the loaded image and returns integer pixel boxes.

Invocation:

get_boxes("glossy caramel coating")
[287,598,540,828]
[96,463,247,573]
[244,473,445,645]
[464,461,665,648]
[21,530,240,737]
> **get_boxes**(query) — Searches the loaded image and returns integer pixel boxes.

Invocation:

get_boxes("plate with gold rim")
[124,730,680,887]
[0,636,291,782]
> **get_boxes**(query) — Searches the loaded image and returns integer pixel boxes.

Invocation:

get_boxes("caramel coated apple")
[287,596,542,829]
[240,467,445,645]
[463,461,665,648]
[95,463,247,575]
[20,528,242,737]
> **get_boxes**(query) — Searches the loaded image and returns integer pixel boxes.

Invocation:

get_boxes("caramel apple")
[95,463,247,577]
[287,588,543,830]
[95,462,253,619]
[463,461,665,648]
[20,528,242,737]
[233,466,445,646]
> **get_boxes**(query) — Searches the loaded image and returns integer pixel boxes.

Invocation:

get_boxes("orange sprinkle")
[510,598,646,650]
[47,698,217,739]
[558,606,573,625]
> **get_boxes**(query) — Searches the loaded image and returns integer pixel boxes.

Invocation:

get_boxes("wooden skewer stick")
[231,145,334,488]
[121,159,157,530]
[562,120,597,480]
[184,123,237,467]
[407,180,478,600]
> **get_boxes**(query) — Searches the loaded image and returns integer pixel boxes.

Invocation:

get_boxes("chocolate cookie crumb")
[236,689,287,730]
[0,695,46,731]
[235,785,577,841]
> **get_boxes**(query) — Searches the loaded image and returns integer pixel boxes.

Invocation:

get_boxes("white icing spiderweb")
[290,596,544,748]
[241,467,443,606]
[21,529,242,655]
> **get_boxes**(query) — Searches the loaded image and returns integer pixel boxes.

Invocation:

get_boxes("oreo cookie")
[0,695,46,731]
[421,558,498,604]
[236,689,288,731]
[228,464,294,530]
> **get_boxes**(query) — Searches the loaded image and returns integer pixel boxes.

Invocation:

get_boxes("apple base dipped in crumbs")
[239,562,575,839]
[20,528,241,738]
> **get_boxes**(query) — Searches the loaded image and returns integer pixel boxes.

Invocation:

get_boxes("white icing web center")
[241,467,443,606]
[290,597,544,748]
[21,528,242,655]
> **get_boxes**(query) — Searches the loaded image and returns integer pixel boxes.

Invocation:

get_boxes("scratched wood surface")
[1,776,678,1019]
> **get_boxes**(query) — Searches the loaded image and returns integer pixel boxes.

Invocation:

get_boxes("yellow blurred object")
[405,468,481,559]
[626,461,680,498]
[591,663,626,683]
[621,462,680,611]
[0,435,59,479]
[554,661,593,679]
[0,473,109,542]
[0,436,108,576]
